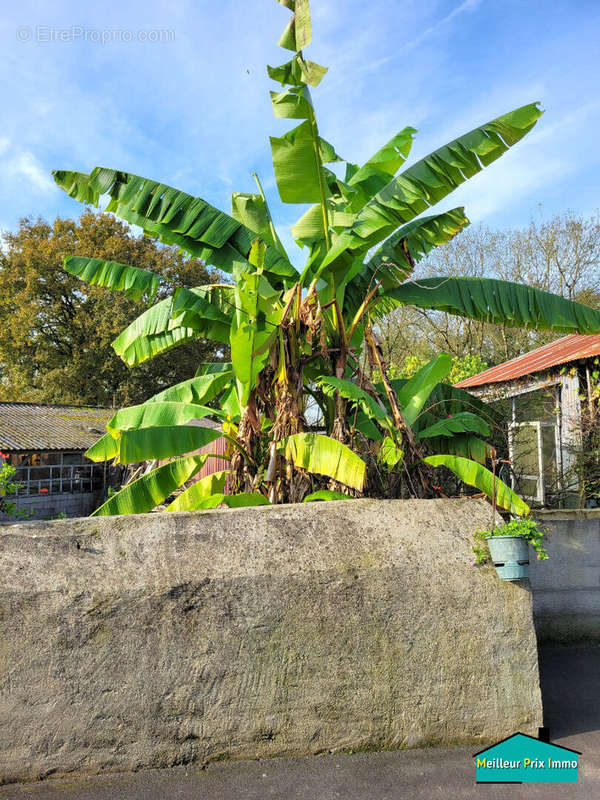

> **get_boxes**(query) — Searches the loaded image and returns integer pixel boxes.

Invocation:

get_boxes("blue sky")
[1,0,599,268]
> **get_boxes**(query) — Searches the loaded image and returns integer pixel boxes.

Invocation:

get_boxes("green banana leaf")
[170,286,234,332]
[303,489,351,502]
[396,354,453,427]
[64,256,160,302]
[339,208,471,316]
[52,168,298,288]
[292,127,416,251]
[382,276,600,334]
[146,372,233,405]
[166,470,229,511]
[352,408,384,442]
[416,412,491,440]
[216,492,271,507]
[107,402,223,433]
[85,432,120,462]
[375,378,495,463]
[319,103,543,271]
[91,455,205,516]
[281,433,366,491]
[410,381,500,433]
[270,121,334,205]
[195,362,233,376]
[230,241,278,405]
[424,454,530,515]
[115,425,223,464]
[268,55,327,88]
[231,192,276,248]
[422,434,491,464]
[345,127,417,212]
[379,436,404,469]
[278,0,311,51]
[318,376,389,422]
[111,297,201,367]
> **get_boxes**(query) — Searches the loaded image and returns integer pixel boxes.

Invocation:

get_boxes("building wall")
[0,490,105,521]
[530,509,600,641]
[0,499,541,783]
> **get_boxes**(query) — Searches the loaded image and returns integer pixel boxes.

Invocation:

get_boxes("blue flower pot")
[486,535,529,581]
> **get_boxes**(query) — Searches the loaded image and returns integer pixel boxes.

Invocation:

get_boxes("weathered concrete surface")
[0,499,542,784]
[1,645,596,800]
[531,510,600,642]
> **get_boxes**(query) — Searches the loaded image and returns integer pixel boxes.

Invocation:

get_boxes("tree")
[378,213,600,368]
[0,212,222,406]
[51,0,600,515]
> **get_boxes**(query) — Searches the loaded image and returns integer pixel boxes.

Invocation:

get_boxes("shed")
[0,402,117,520]
[455,334,600,508]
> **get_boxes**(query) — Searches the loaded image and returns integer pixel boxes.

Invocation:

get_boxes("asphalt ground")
[1,644,598,800]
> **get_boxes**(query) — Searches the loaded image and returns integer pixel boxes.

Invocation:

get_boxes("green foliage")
[49,0,598,516]
[390,353,488,385]
[91,456,205,516]
[472,518,549,564]
[0,460,27,518]
[424,455,530,515]
[0,213,222,406]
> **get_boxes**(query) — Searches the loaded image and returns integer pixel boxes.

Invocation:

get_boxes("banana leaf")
[344,127,417,212]
[85,432,120,462]
[383,276,600,333]
[303,489,350,502]
[270,121,333,204]
[52,168,298,289]
[166,470,229,511]
[107,402,223,433]
[424,454,530,515]
[278,0,311,51]
[267,55,327,88]
[111,297,200,367]
[396,354,453,426]
[218,492,271,507]
[91,455,206,516]
[379,436,404,469]
[293,127,416,251]
[416,412,491,440]
[146,372,232,405]
[281,433,366,491]
[195,362,232,376]
[64,256,160,302]
[318,376,389,422]
[319,103,543,271]
[422,433,491,464]
[231,192,276,248]
[339,208,471,315]
[115,425,223,464]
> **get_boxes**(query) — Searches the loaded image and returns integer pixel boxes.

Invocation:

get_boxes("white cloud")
[9,151,55,194]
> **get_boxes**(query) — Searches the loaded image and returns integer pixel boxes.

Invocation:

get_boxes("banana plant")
[318,354,529,514]
[53,0,600,513]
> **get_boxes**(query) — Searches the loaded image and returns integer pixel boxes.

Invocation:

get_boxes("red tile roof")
[455,334,600,389]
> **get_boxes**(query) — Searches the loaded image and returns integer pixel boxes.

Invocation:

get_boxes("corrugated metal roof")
[455,334,600,389]
[0,403,114,451]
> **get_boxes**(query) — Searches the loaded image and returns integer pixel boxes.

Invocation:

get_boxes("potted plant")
[472,518,549,581]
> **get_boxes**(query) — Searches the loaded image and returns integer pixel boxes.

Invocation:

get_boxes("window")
[10,451,106,496]
[509,386,561,505]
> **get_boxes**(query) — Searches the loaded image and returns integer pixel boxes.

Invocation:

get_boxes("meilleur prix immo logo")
[474,732,580,784]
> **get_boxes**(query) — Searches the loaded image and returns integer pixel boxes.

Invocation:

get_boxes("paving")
[1,645,598,800]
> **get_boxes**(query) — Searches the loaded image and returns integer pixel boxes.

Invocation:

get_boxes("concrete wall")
[0,499,542,785]
[531,509,600,642]
[0,490,105,521]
